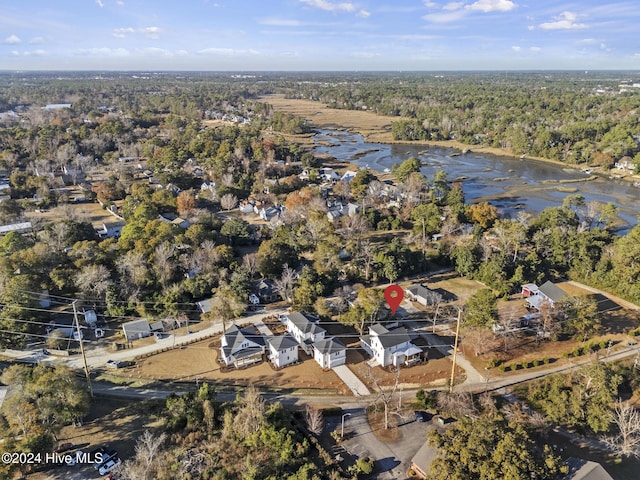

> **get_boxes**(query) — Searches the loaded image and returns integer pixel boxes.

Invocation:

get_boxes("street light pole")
[341,412,352,438]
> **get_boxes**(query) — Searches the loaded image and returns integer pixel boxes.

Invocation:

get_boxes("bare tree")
[242,253,258,280]
[75,264,112,301]
[115,430,166,480]
[235,385,265,437]
[274,263,298,304]
[305,404,324,435]
[605,401,640,458]
[220,193,238,211]
[366,365,401,430]
[437,391,476,418]
[153,242,175,288]
[357,240,376,282]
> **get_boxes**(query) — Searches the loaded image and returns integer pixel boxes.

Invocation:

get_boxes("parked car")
[99,457,122,475]
[53,442,74,453]
[94,449,117,469]
[414,411,430,423]
[65,450,84,466]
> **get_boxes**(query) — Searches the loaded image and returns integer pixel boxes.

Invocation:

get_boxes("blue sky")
[1,0,639,70]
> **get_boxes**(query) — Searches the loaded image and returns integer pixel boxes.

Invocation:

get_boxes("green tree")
[464,289,497,327]
[428,416,564,480]
[392,157,422,183]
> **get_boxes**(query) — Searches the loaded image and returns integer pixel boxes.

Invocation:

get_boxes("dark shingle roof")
[377,327,412,349]
[287,312,325,336]
[313,337,346,355]
[266,334,299,351]
[222,324,264,357]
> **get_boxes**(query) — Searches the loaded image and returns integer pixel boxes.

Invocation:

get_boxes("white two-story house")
[313,337,347,369]
[285,312,326,354]
[266,334,299,369]
[220,324,265,368]
[360,323,422,368]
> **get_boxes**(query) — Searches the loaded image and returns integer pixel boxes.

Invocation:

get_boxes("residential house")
[524,280,569,310]
[0,221,32,235]
[360,323,422,367]
[410,441,438,479]
[255,279,280,303]
[219,324,265,368]
[313,337,347,369]
[95,222,124,239]
[239,201,255,214]
[122,319,151,341]
[258,205,284,222]
[196,297,214,315]
[158,212,190,229]
[563,458,614,480]
[285,312,326,354]
[406,284,437,306]
[201,180,217,193]
[341,170,357,182]
[615,156,635,171]
[266,334,299,368]
[319,168,340,182]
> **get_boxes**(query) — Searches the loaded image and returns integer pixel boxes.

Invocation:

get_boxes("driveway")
[327,407,432,479]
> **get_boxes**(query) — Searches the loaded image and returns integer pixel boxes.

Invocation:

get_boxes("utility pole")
[449,308,462,394]
[73,300,93,398]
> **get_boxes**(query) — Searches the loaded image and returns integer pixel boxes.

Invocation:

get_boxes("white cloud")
[443,2,464,11]
[466,0,516,13]
[357,9,370,18]
[539,11,586,30]
[141,26,161,39]
[299,0,356,13]
[76,47,130,57]
[259,18,303,26]
[511,46,521,52]
[141,47,173,57]
[96,0,104,7]
[530,46,541,52]
[10,50,20,56]
[23,49,46,56]
[423,1,437,7]
[112,26,161,40]
[29,36,45,44]
[197,47,260,56]
[4,34,21,45]
[116,0,124,5]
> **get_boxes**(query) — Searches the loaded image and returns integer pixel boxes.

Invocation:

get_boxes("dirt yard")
[26,200,118,230]
[347,347,463,390]
[29,398,162,480]
[133,337,350,395]
[463,281,640,375]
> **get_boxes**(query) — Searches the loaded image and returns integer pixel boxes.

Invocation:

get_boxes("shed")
[410,441,438,479]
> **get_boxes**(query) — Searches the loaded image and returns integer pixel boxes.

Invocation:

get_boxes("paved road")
[1,308,287,370]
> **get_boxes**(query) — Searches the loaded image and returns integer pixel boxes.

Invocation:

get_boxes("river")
[313,129,640,233]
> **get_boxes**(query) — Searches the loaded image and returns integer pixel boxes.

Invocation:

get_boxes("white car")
[65,450,84,466]
[99,457,121,475]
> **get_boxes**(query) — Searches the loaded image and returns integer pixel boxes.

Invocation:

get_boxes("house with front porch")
[313,337,347,369]
[285,312,326,354]
[360,323,422,367]
[220,324,265,368]
[266,334,299,368]
[524,280,569,311]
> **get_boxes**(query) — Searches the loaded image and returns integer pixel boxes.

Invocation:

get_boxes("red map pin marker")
[384,284,404,315]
